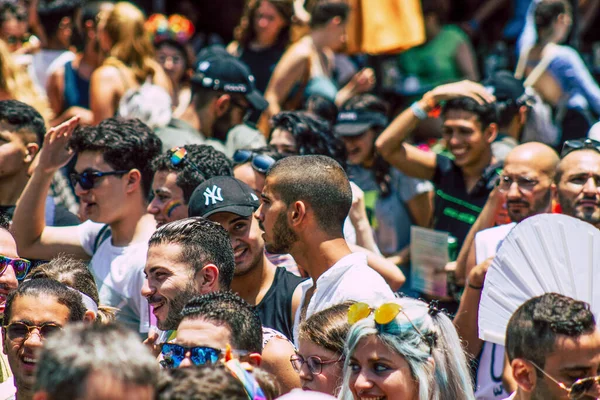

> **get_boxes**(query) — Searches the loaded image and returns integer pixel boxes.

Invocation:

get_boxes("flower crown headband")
[145,14,195,45]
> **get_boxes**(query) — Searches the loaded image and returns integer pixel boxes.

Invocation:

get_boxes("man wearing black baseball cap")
[188,176,304,342]
[188,176,304,393]
[483,70,531,161]
[156,51,267,157]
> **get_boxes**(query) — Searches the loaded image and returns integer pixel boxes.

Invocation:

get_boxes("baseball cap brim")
[335,122,373,137]
[199,204,256,219]
[246,90,268,112]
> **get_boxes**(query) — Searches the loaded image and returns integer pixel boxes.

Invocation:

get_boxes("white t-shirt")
[292,252,395,345]
[474,223,516,400]
[79,220,152,334]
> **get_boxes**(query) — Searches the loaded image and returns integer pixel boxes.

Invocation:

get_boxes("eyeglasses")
[348,302,435,353]
[561,138,600,158]
[158,54,184,66]
[233,149,276,173]
[528,360,600,399]
[160,343,221,368]
[496,175,540,193]
[3,322,62,342]
[70,170,129,190]
[0,255,31,281]
[169,147,205,176]
[290,353,343,375]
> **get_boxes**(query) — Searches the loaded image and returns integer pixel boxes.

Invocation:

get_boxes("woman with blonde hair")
[90,2,171,124]
[0,39,51,121]
[27,254,117,324]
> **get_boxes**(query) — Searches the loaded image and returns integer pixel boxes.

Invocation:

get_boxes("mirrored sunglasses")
[0,254,31,281]
[160,343,221,368]
[232,149,276,173]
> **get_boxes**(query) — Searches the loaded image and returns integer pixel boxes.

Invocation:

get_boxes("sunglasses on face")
[3,321,62,342]
[529,360,600,399]
[561,138,600,158]
[348,302,435,353]
[169,147,205,176]
[0,255,31,281]
[70,170,129,190]
[290,353,342,375]
[160,343,221,368]
[230,97,252,122]
[233,149,276,173]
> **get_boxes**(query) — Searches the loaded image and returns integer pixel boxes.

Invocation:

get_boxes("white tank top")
[473,223,516,399]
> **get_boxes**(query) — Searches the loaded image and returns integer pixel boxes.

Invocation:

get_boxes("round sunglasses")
[3,321,62,342]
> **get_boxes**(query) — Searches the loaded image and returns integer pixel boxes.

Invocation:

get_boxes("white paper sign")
[410,226,449,297]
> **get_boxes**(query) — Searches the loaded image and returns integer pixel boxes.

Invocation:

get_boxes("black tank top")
[255,267,306,341]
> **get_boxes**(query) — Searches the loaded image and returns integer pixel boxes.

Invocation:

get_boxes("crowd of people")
[0,0,599,399]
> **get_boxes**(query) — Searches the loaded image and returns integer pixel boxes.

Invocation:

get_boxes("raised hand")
[350,68,376,94]
[426,80,496,106]
[36,116,80,174]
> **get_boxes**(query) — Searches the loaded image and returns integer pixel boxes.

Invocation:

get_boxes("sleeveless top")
[254,267,306,341]
[63,61,90,109]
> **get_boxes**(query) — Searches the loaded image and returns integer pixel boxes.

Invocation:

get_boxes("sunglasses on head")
[160,343,222,368]
[0,255,31,281]
[70,170,129,190]
[3,321,62,342]
[169,147,205,176]
[348,302,435,353]
[561,138,600,158]
[233,149,276,173]
[528,360,600,399]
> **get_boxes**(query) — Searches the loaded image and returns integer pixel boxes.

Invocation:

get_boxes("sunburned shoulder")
[93,64,121,81]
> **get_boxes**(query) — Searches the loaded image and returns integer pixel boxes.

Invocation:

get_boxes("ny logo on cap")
[204,185,223,205]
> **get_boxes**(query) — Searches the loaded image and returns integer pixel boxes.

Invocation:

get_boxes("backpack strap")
[93,224,111,254]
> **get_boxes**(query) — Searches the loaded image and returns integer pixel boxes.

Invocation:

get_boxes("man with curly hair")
[148,144,233,227]
[504,293,600,399]
[12,117,162,336]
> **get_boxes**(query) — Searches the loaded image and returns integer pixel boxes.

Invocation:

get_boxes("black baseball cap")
[334,110,389,137]
[191,56,268,112]
[483,71,525,104]
[188,176,260,218]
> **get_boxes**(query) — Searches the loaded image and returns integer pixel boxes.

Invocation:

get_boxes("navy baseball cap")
[188,176,260,218]
[483,71,525,104]
[191,56,268,112]
[334,110,389,137]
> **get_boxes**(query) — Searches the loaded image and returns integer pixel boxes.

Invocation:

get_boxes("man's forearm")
[12,168,55,250]
[376,94,435,158]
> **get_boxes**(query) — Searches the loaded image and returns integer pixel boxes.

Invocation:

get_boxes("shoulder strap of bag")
[93,224,111,253]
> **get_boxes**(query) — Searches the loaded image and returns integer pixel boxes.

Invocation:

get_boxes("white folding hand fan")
[478,213,600,345]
